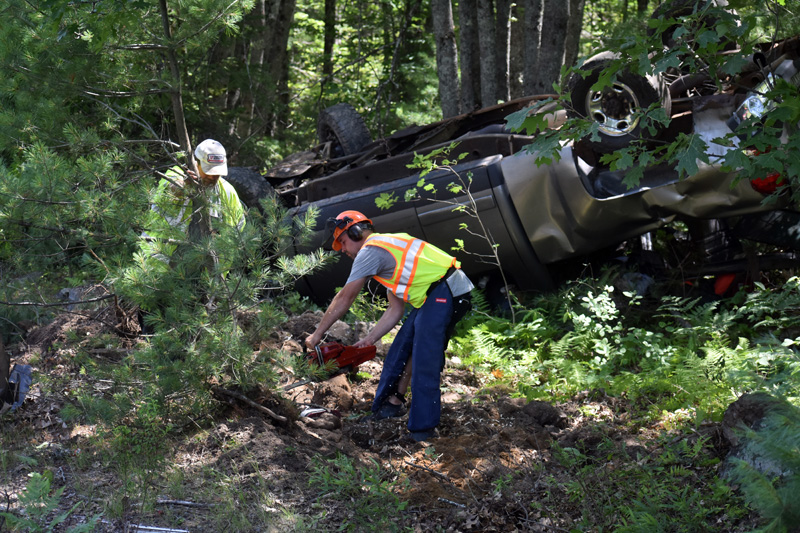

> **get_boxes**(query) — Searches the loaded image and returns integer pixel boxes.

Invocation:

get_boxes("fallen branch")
[438,497,465,508]
[404,460,453,484]
[129,526,190,533]
[156,499,213,509]
[89,348,133,358]
[0,294,114,308]
[211,386,288,423]
[100,521,189,533]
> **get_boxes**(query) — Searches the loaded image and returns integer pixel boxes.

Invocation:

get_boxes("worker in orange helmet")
[306,210,473,442]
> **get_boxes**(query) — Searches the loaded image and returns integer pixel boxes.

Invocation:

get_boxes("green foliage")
[0,472,101,532]
[348,287,389,324]
[102,196,328,408]
[727,401,800,532]
[453,273,800,415]
[307,453,409,531]
[288,0,438,142]
[547,436,745,532]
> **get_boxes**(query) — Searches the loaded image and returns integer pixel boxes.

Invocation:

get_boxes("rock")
[497,397,526,416]
[311,380,355,411]
[326,320,355,344]
[522,400,566,428]
[302,412,342,431]
[721,392,798,479]
[722,392,784,446]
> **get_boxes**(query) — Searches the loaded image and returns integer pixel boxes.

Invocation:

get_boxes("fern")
[0,473,101,532]
[727,403,800,533]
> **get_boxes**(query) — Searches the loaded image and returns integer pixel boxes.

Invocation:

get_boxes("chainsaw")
[283,342,376,391]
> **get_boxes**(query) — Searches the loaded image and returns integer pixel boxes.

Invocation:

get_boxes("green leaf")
[674,134,710,178]
[375,192,398,211]
[505,100,559,135]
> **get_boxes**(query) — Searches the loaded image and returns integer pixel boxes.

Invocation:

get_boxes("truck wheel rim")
[586,81,642,137]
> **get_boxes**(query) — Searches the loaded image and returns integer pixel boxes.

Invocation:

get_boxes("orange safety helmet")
[330,210,372,251]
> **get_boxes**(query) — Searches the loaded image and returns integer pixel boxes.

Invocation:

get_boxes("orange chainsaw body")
[307,342,376,375]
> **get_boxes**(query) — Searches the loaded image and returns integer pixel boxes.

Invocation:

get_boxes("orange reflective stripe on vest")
[364,233,458,308]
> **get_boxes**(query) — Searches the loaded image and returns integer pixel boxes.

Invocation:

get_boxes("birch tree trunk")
[522,0,542,96]
[477,0,497,106]
[495,0,512,102]
[432,0,461,117]
[509,3,525,99]
[458,0,480,111]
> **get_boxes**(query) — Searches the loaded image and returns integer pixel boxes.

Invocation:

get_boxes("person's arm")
[305,277,367,350]
[353,290,405,348]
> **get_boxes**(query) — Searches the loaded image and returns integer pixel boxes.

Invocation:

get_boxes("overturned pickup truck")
[227,28,800,302]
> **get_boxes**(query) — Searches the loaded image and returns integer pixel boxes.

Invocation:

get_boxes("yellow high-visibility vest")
[364,233,459,308]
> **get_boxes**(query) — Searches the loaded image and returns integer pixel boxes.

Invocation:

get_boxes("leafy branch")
[376,142,516,321]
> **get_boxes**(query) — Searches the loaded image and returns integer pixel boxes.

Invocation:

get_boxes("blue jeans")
[372,281,454,432]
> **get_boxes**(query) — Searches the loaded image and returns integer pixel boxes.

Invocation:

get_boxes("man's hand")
[305,334,321,351]
[185,169,200,184]
[353,291,405,348]
[306,278,367,352]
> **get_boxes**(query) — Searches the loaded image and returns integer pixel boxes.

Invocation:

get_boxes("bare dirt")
[0,306,748,532]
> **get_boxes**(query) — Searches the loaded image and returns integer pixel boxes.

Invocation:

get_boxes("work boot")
[359,396,405,422]
[398,428,438,444]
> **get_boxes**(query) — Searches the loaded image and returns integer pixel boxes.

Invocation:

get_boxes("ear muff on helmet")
[330,210,373,251]
[347,223,364,242]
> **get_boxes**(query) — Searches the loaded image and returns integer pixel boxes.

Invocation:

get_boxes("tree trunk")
[323,0,336,78]
[432,0,461,117]
[264,0,297,135]
[158,0,210,243]
[374,0,423,135]
[509,3,525,99]
[638,0,649,16]
[564,0,586,70]
[522,0,542,96]
[495,0,512,102]
[230,0,267,139]
[530,0,568,95]
[0,338,8,397]
[477,0,497,106]
[458,0,480,111]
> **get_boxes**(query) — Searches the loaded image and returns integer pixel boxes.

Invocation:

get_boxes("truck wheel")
[224,167,276,210]
[648,0,733,50]
[567,51,670,155]
[317,103,371,157]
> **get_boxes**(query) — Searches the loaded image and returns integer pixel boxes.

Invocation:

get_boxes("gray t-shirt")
[346,244,474,298]
[346,246,397,284]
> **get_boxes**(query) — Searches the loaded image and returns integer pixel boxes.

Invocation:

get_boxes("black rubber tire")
[567,51,670,154]
[648,0,731,50]
[223,166,276,210]
[317,103,371,157]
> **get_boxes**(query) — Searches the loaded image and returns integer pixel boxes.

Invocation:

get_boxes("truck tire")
[567,51,670,155]
[224,167,276,210]
[317,103,371,157]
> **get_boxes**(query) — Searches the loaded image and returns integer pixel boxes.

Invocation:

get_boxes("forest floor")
[0,306,758,532]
